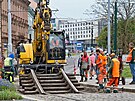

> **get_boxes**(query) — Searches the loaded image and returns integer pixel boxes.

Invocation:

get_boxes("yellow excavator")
[17,0,66,74]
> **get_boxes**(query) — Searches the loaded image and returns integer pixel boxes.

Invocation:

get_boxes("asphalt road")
[64,55,80,74]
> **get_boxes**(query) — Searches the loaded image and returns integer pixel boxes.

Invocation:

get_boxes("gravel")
[20,92,135,101]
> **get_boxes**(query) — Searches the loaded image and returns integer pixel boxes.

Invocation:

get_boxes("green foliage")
[0,79,16,91]
[0,89,23,100]
[97,18,135,53]
[0,79,22,100]
[96,27,108,49]
[122,66,132,78]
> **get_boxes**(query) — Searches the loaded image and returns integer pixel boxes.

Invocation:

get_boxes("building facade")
[1,0,30,56]
[59,20,98,51]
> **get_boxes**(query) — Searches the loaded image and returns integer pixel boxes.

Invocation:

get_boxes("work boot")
[113,89,118,93]
[105,88,111,93]
[84,77,87,82]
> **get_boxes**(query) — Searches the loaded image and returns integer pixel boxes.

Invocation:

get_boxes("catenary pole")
[108,0,111,54]
[8,0,12,55]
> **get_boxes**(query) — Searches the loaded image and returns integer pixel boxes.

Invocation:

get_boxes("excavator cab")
[47,31,66,64]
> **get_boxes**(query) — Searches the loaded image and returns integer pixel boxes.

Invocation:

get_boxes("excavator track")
[19,68,84,94]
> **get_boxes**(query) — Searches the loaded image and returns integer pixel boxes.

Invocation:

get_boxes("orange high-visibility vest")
[112,58,120,77]
[126,48,135,63]
[102,55,107,67]
[96,54,103,68]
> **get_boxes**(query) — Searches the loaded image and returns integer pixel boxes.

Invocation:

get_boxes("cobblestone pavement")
[21,92,135,101]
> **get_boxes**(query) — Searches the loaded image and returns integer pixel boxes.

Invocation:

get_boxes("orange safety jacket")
[96,54,103,68]
[126,48,135,63]
[102,55,107,67]
[112,58,120,77]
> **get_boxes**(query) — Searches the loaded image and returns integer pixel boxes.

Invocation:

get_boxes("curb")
[79,82,135,93]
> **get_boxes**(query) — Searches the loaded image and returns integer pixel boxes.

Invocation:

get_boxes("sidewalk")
[74,67,135,93]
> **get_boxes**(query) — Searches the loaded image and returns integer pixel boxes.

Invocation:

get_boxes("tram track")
[19,68,84,94]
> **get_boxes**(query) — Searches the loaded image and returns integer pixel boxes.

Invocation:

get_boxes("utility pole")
[108,0,111,54]
[114,0,117,53]
[91,23,93,47]
[8,0,12,55]
[0,0,3,57]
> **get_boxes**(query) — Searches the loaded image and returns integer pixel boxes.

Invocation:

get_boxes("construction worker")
[4,56,15,83]
[105,53,120,93]
[78,53,83,76]
[126,42,135,84]
[100,50,107,83]
[95,49,105,91]
[80,51,90,82]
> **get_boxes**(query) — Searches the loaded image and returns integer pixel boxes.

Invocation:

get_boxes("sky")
[50,0,96,20]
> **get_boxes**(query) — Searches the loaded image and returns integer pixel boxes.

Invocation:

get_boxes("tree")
[97,18,135,53]
[89,0,135,53]
[91,0,135,20]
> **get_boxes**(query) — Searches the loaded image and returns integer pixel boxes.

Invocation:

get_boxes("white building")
[28,6,35,42]
[59,20,98,50]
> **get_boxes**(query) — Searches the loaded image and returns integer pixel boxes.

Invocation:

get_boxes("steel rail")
[30,69,47,94]
[60,68,79,93]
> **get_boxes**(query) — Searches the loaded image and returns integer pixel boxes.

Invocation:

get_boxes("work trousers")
[107,77,119,88]
[129,63,135,82]
[81,69,88,78]
[98,66,106,84]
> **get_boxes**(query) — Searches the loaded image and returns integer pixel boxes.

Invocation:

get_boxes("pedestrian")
[118,55,125,85]
[126,42,135,84]
[78,53,83,76]
[89,51,96,80]
[95,49,105,91]
[80,51,90,82]
[105,53,120,93]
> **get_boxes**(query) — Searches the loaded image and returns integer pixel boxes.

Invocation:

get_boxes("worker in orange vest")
[95,49,105,91]
[126,42,135,84]
[105,53,120,93]
[100,50,107,82]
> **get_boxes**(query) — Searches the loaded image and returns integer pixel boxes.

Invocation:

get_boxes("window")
[78,35,80,38]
